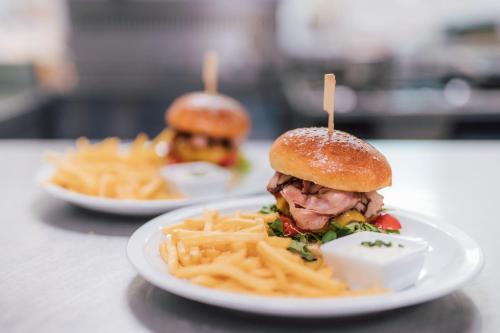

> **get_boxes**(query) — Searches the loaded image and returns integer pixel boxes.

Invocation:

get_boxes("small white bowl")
[160,162,232,198]
[321,232,428,291]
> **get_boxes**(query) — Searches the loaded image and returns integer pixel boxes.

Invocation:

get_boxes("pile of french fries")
[160,210,382,297]
[46,131,182,200]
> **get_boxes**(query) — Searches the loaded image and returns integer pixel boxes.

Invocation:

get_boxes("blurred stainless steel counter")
[0,140,498,332]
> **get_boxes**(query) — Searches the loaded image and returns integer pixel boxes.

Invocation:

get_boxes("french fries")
[46,131,182,200]
[160,210,384,298]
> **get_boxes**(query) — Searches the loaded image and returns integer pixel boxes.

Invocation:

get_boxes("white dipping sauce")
[336,242,413,264]
[321,231,428,291]
[160,162,232,198]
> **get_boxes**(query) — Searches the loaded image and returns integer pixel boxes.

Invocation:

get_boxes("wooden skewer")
[203,50,218,94]
[323,73,336,135]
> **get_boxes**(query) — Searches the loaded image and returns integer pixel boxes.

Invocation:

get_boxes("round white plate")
[35,144,273,215]
[127,195,484,317]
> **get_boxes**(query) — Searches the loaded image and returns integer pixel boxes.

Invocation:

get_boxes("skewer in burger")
[165,51,251,168]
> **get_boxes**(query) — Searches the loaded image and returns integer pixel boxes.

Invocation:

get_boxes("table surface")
[0,140,498,333]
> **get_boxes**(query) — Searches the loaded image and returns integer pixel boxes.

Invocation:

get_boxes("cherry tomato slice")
[166,154,182,164]
[219,152,238,167]
[372,213,402,231]
[280,215,303,236]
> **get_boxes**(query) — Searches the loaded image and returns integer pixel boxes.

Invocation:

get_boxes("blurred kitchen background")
[2,0,500,140]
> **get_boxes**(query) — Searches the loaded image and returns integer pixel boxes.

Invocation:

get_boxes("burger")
[165,92,251,168]
[264,127,401,247]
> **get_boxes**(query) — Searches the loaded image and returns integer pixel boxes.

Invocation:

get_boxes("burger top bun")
[166,92,250,140]
[269,127,392,192]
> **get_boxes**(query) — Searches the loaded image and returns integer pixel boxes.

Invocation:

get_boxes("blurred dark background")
[2,0,500,140]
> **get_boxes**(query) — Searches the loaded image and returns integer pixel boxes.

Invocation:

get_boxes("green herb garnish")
[329,220,398,237]
[360,240,405,248]
[234,155,251,175]
[288,240,317,261]
[361,240,393,248]
[259,204,278,214]
[330,221,381,237]
[267,219,284,237]
[321,230,337,244]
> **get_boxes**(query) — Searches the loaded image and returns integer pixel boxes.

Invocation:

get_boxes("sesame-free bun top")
[166,92,250,140]
[269,127,392,192]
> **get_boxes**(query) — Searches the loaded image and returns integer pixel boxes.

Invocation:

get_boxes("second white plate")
[127,195,484,317]
[35,143,273,215]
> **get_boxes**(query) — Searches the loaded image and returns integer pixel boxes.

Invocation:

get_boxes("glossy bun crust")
[166,92,250,140]
[269,128,392,192]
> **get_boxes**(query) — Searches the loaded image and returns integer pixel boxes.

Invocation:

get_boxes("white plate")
[127,195,484,317]
[35,145,273,215]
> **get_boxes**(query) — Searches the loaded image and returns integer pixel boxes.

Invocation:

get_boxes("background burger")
[264,127,401,249]
[165,92,251,168]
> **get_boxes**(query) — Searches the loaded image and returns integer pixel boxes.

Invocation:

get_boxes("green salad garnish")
[259,205,397,262]
[234,155,251,175]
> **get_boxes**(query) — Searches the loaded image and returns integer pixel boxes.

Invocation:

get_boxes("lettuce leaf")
[268,219,284,237]
[234,155,251,175]
[288,240,316,261]
[321,230,337,243]
[259,204,278,214]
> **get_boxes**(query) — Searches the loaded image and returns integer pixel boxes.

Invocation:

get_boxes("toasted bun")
[269,128,391,192]
[166,92,250,140]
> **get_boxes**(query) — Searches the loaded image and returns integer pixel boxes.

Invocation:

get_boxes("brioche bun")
[166,92,250,140]
[269,127,391,192]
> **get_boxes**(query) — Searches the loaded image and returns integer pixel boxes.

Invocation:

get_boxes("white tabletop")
[0,140,497,332]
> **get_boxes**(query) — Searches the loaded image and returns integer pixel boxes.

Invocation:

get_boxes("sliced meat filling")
[173,130,235,149]
[281,186,360,216]
[288,205,330,231]
[266,172,384,231]
[364,191,384,219]
[169,130,238,165]
[266,172,293,193]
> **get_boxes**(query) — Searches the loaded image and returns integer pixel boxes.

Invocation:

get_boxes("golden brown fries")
[46,131,182,200]
[160,210,384,298]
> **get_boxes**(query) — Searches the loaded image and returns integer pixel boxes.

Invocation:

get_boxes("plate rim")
[34,162,268,214]
[126,195,484,317]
